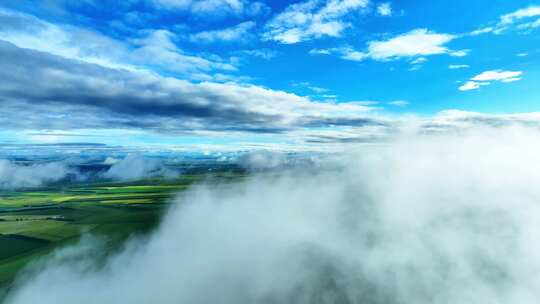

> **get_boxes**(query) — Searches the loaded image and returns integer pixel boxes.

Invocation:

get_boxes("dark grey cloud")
[0,40,380,134]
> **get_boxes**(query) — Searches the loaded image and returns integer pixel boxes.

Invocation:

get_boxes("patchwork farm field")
[0,172,245,300]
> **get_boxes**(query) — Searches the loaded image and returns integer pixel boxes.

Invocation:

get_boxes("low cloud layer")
[0,155,180,189]
[7,126,540,303]
[0,159,74,189]
[103,154,179,181]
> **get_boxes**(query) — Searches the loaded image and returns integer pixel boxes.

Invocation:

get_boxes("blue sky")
[0,0,539,151]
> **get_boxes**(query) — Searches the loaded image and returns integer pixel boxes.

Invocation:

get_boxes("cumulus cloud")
[8,126,540,304]
[376,2,392,16]
[459,70,523,91]
[309,29,460,62]
[263,0,369,44]
[367,29,455,60]
[103,154,179,181]
[0,159,74,189]
[388,100,409,107]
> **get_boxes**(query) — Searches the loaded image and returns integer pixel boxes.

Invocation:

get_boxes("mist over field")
[6,126,540,304]
[103,154,180,181]
[0,160,75,189]
[0,154,180,189]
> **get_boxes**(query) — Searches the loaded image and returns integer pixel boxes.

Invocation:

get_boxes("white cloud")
[368,29,455,60]
[0,159,75,189]
[470,5,540,35]
[240,49,278,59]
[236,150,288,170]
[310,29,458,62]
[0,9,238,79]
[428,110,540,130]
[103,154,178,181]
[517,53,528,57]
[263,0,369,44]
[449,49,470,57]
[0,9,131,70]
[12,126,540,304]
[132,29,238,76]
[189,21,256,43]
[152,0,268,17]
[377,2,392,16]
[471,70,522,82]
[291,81,330,94]
[500,6,540,25]
[458,81,488,91]
[516,18,540,31]
[411,57,427,64]
[309,46,367,61]
[0,40,380,134]
[339,47,368,61]
[449,64,470,69]
[459,70,523,91]
[388,100,409,107]
[469,27,494,36]
[309,48,332,55]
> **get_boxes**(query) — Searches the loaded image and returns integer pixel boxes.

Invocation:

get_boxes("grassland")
[0,172,245,301]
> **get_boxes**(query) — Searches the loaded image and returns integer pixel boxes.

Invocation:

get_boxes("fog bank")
[103,154,178,181]
[0,160,74,189]
[7,126,540,304]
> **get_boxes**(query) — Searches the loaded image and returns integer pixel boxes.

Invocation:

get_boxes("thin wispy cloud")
[459,70,523,91]
[0,9,238,80]
[189,21,256,43]
[152,0,269,17]
[470,5,540,35]
[449,64,470,69]
[262,0,369,44]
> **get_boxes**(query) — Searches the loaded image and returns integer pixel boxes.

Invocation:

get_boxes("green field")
[0,172,245,301]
